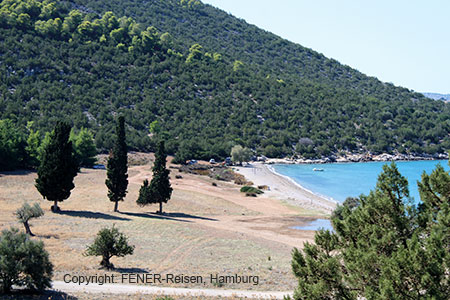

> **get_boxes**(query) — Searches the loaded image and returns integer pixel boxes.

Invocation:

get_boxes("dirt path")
[127,164,322,248]
[52,281,292,299]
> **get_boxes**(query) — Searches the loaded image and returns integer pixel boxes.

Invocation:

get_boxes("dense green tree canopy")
[0,0,448,162]
[70,127,97,167]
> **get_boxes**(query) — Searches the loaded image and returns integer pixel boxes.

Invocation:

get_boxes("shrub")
[233,173,252,185]
[258,185,269,190]
[240,186,263,194]
[0,228,53,294]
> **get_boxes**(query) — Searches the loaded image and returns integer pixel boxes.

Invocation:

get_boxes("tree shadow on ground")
[119,211,190,222]
[119,211,217,222]
[37,233,60,239]
[114,267,150,274]
[163,212,218,221]
[57,210,130,221]
[0,169,35,177]
[0,290,78,300]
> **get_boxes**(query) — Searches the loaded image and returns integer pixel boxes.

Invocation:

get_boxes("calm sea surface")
[273,160,449,204]
[276,160,449,231]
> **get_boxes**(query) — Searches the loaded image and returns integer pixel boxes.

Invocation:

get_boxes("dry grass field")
[0,154,325,298]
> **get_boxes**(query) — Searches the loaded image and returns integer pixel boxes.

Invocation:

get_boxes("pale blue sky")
[202,0,450,94]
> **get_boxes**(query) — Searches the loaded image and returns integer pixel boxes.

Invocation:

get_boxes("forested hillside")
[0,0,449,167]
[69,0,434,99]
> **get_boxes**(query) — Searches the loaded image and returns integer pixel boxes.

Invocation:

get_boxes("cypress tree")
[137,141,172,213]
[105,116,128,212]
[152,140,172,214]
[136,179,150,206]
[35,121,78,212]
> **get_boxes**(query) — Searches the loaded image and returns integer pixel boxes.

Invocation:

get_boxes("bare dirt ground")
[0,154,328,298]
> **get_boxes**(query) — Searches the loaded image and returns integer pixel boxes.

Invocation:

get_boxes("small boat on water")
[313,168,324,172]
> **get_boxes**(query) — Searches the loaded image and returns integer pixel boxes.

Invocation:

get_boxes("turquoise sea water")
[291,219,334,231]
[273,160,449,204]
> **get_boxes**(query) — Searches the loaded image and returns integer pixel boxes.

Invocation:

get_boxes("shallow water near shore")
[273,160,449,204]
[291,219,334,231]
[275,160,449,231]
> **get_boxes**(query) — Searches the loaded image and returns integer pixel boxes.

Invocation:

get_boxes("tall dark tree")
[137,141,172,213]
[152,140,173,214]
[35,121,79,212]
[105,116,128,212]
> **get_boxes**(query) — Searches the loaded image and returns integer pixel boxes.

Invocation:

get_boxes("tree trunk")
[51,200,59,212]
[23,221,34,236]
[1,280,11,294]
[114,201,119,212]
[100,256,114,270]
[159,202,163,214]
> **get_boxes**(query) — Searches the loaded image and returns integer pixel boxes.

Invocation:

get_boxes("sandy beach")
[233,163,337,214]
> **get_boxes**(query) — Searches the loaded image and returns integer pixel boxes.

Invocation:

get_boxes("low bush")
[240,186,263,194]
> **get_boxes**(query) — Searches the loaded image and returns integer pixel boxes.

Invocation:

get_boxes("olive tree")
[231,145,252,165]
[15,202,44,236]
[0,228,53,293]
[84,226,134,270]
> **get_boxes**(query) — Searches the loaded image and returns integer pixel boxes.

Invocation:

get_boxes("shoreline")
[233,163,336,215]
[265,164,337,204]
[262,153,449,165]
